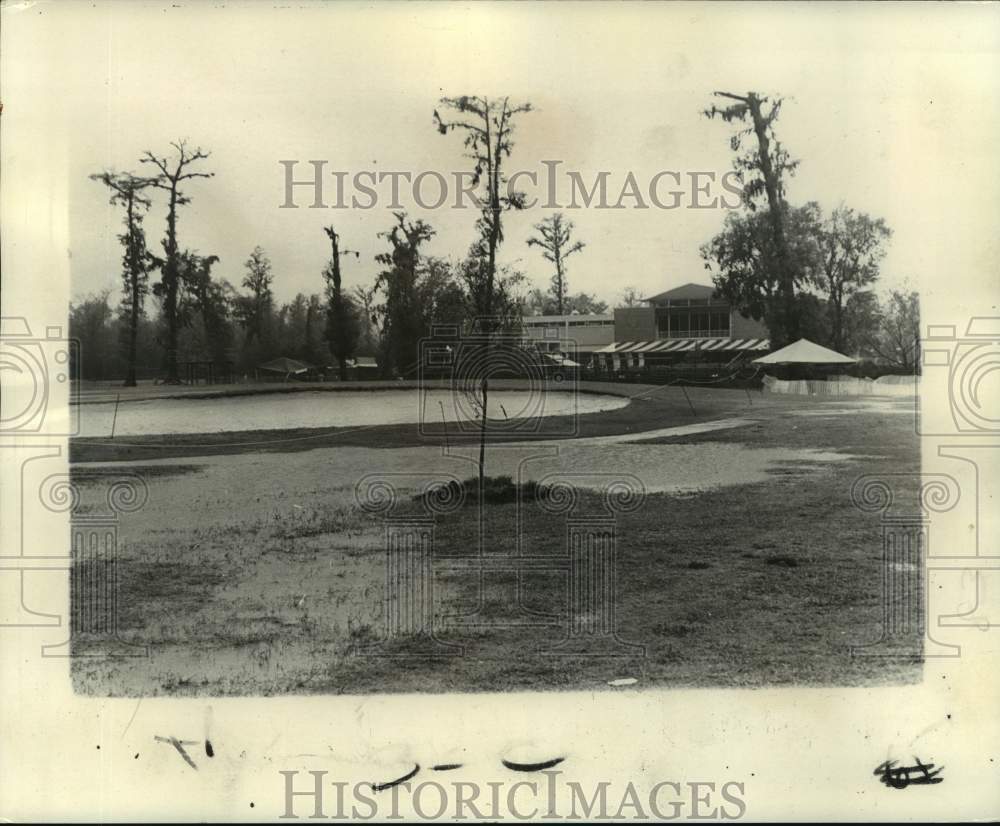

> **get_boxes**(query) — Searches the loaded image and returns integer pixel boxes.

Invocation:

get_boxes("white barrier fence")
[762,373,919,397]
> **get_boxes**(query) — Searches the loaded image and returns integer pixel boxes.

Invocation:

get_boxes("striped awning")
[595,338,770,354]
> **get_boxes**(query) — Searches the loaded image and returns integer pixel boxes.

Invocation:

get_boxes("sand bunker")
[74,389,630,437]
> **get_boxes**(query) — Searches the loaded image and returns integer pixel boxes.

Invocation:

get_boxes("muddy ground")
[68,386,922,695]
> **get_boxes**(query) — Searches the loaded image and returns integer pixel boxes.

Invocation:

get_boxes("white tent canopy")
[752,338,856,365]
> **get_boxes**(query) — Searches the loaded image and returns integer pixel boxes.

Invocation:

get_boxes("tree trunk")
[478,377,488,492]
[832,290,844,353]
[746,94,797,347]
[124,197,139,388]
[555,253,564,315]
[125,294,138,388]
[163,188,180,383]
[327,229,352,381]
[486,221,498,322]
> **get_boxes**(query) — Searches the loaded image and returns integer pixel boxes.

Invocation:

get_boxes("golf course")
[64,380,923,696]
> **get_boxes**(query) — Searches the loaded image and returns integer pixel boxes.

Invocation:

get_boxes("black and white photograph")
[1,1,998,821]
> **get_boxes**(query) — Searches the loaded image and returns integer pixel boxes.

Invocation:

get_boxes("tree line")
[75,98,607,385]
[73,90,920,384]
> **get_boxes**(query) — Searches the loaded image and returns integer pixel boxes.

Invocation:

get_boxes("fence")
[579,364,762,389]
[762,374,919,397]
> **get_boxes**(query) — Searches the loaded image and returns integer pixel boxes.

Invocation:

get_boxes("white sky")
[4,1,999,310]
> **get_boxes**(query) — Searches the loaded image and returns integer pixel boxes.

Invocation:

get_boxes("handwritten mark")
[370,763,420,792]
[432,763,463,772]
[502,756,565,773]
[121,698,143,740]
[155,736,201,771]
[874,758,944,789]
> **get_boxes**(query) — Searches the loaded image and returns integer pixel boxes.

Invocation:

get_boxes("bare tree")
[705,91,799,347]
[527,212,585,315]
[323,226,361,381]
[141,141,214,383]
[617,286,644,309]
[352,284,380,355]
[435,95,532,490]
[89,171,156,387]
[434,95,533,331]
[353,284,377,326]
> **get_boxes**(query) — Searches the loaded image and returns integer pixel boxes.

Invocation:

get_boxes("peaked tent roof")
[752,338,856,365]
[258,356,315,374]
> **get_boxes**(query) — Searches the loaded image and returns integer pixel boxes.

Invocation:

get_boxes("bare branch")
[713,90,752,103]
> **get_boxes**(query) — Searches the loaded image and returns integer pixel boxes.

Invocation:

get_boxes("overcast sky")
[6,2,999,311]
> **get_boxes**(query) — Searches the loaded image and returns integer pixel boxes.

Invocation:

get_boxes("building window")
[658,309,730,338]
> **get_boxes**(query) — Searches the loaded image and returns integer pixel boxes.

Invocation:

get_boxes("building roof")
[521,313,614,323]
[644,282,718,303]
[752,338,856,365]
[541,352,582,367]
[258,356,315,374]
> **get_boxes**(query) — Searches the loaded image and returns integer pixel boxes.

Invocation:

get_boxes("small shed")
[257,357,317,381]
[346,356,380,379]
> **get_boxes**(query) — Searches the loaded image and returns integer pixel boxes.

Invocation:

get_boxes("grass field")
[68,385,922,695]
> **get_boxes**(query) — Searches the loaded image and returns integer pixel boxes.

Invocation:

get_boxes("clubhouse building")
[521,283,771,368]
